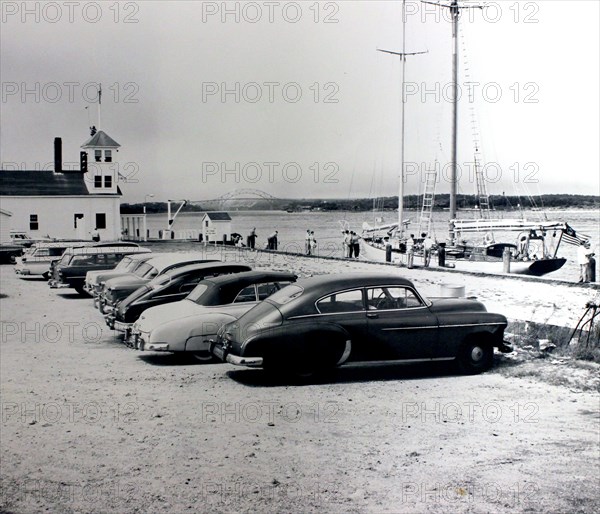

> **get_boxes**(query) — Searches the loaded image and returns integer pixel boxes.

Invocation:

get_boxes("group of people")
[305,230,317,255]
[404,232,435,269]
[342,230,361,258]
[247,228,279,250]
[578,240,596,283]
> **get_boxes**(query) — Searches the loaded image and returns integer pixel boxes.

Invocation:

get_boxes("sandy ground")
[1,249,599,513]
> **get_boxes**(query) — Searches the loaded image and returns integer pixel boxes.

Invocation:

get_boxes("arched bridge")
[193,189,279,210]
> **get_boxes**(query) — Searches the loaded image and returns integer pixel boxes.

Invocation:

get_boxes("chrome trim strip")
[438,322,505,328]
[337,340,352,365]
[382,325,438,331]
[348,357,455,367]
[288,311,366,320]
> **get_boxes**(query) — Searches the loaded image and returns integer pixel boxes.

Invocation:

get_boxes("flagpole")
[97,83,102,131]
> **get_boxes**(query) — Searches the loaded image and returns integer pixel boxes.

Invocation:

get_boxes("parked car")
[104,262,254,333]
[98,254,218,312]
[211,273,511,378]
[48,244,149,295]
[129,271,297,360]
[85,252,157,302]
[15,240,109,279]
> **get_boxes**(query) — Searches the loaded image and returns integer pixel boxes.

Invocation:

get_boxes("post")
[503,247,511,273]
[438,242,446,267]
[143,205,147,242]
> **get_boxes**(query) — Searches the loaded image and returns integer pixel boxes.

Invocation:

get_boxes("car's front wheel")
[457,339,493,374]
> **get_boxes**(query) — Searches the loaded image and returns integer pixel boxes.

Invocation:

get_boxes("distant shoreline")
[122,194,599,214]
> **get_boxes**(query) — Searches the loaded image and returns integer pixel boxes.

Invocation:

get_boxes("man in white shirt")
[422,233,434,267]
[405,234,415,269]
[577,241,593,283]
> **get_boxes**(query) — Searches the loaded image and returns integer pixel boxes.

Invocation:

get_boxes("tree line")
[121,194,598,214]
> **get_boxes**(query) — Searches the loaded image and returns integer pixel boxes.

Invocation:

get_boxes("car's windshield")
[134,262,155,277]
[267,284,304,305]
[114,257,134,271]
[58,252,72,264]
[186,284,209,303]
[149,274,175,288]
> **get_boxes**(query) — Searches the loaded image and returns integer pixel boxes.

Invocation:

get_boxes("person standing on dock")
[406,234,415,269]
[310,231,317,256]
[422,233,434,267]
[351,231,360,259]
[267,231,278,250]
[248,228,257,249]
[343,230,351,258]
[578,241,593,283]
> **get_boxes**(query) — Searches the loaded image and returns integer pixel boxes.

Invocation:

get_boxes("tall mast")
[449,0,459,235]
[378,0,427,237]
[400,0,408,233]
[422,1,482,242]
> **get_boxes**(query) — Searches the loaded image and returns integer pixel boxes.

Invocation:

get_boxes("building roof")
[203,212,232,221]
[81,130,121,149]
[0,170,122,196]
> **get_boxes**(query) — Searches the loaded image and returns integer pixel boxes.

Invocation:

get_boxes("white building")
[201,212,232,243]
[0,209,13,243]
[0,131,122,241]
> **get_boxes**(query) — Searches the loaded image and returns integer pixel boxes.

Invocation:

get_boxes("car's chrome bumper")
[226,354,263,367]
[48,279,69,289]
[104,313,131,333]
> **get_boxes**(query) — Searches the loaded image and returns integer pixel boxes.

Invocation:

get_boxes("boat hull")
[360,240,566,277]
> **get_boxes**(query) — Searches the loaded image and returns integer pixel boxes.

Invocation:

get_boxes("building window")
[94,175,102,188]
[104,176,112,188]
[94,150,102,162]
[74,213,84,228]
[29,214,39,231]
[95,213,107,229]
[104,150,112,163]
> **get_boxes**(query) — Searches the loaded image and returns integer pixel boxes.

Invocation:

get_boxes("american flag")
[561,223,591,246]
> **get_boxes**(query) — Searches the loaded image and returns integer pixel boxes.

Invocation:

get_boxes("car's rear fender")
[244,322,351,366]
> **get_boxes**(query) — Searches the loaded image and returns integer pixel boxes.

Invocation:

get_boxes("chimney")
[54,137,62,173]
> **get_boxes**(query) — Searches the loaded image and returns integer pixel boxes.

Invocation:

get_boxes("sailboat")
[359,0,589,276]
[359,0,426,262]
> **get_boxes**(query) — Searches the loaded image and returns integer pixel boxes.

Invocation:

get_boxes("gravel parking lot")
[1,259,599,513]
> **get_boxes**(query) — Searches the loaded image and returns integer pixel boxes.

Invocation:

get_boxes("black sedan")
[104,262,251,332]
[212,273,511,378]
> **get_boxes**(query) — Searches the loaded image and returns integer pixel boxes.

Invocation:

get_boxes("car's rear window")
[267,284,304,305]
[186,284,209,303]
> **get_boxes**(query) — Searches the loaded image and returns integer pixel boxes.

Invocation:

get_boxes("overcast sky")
[1,0,599,203]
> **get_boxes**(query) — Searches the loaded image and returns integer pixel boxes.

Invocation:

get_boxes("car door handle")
[367,312,379,319]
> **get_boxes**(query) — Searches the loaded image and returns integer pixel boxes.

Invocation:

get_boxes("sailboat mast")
[399,0,407,233]
[449,0,459,241]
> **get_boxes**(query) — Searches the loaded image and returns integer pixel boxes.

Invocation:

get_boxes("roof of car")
[160,262,252,278]
[143,254,217,272]
[294,272,414,291]
[64,246,151,256]
[202,270,297,287]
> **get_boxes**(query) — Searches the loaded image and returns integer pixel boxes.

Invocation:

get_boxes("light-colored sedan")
[130,271,297,361]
